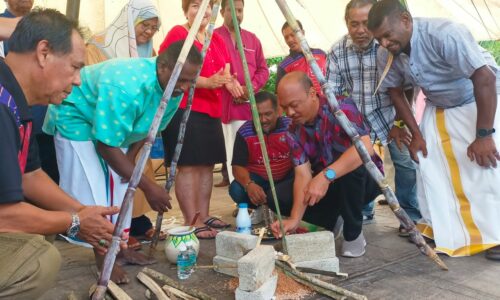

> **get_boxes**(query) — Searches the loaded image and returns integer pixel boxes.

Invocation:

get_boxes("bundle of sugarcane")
[149,0,222,257]
[91,1,213,299]
[274,0,447,271]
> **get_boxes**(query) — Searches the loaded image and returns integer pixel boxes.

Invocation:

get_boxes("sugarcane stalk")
[149,0,222,257]
[276,260,367,300]
[142,268,216,300]
[228,0,289,254]
[274,0,447,271]
[91,1,212,299]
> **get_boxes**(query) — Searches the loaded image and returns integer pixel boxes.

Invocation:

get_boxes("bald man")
[271,71,381,258]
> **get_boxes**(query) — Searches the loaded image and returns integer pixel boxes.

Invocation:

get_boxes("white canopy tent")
[1,0,498,58]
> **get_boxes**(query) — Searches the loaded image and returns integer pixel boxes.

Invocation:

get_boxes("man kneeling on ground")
[271,72,381,258]
[229,91,293,224]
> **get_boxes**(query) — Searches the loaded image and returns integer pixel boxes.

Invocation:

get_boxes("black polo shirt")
[0,59,41,204]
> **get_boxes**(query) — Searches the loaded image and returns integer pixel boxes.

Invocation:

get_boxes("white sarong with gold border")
[416,99,500,256]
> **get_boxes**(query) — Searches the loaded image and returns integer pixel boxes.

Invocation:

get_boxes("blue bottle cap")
[238,203,248,208]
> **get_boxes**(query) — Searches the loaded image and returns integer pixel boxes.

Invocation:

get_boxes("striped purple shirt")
[287,95,382,175]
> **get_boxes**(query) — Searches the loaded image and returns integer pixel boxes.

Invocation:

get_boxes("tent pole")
[65,0,80,20]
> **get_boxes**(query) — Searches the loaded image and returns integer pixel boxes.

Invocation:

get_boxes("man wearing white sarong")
[368,0,500,260]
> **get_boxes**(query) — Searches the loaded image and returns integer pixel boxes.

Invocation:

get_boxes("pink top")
[214,25,269,124]
[159,25,230,118]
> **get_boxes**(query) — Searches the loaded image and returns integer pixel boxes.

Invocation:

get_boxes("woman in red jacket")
[160,0,243,239]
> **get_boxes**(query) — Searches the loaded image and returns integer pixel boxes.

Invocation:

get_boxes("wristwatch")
[476,128,495,138]
[323,168,336,182]
[66,213,80,238]
[393,120,406,128]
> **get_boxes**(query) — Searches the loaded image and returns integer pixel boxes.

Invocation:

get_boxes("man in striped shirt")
[326,0,421,233]
[229,91,292,218]
[276,20,327,96]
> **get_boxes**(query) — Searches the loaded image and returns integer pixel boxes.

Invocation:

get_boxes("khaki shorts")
[0,233,61,300]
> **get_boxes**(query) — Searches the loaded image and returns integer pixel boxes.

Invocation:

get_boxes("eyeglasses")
[140,22,159,32]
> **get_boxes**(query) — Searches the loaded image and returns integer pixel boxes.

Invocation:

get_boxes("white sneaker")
[341,232,367,258]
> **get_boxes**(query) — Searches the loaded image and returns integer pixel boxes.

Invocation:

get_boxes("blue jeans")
[387,141,421,222]
[229,172,293,209]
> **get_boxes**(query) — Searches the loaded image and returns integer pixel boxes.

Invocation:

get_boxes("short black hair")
[344,0,376,21]
[157,40,202,70]
[282,19,303,32]
[367,0,409,31]
[9,8,82,55]
[221,0,244,10]
[255,91,278,110]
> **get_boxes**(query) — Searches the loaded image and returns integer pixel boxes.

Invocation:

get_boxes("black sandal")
[204,216,230,229]
[194,226,217,239]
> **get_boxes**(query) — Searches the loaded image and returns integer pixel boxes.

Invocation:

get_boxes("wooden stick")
[162,285,199,300]
[107,281,133,300]
[276,260,366,300]
[137,272,171,300]
[274,0,448,271]
[149,0,222,256]
[91,1,213,299]
[142,268,215,300]
[89,283,130,300]
[228,0,289,254]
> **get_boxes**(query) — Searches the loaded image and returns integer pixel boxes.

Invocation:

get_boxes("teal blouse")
[43,57,182,147]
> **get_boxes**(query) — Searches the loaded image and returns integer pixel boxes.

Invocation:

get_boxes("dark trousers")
[229,171,294,209]
[266,166,380,241]
[36,133,59,183]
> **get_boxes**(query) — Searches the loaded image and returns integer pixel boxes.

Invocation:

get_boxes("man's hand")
[233,86,252,104]
[467,137,500,168]
[77,206,126,255]
[246,183,267,206]
[270,218,300,238]
[303,173,330,206]
[226,74,244,99]
[409,134,428,163]
[388,126,412,150]
[143,183,172,213]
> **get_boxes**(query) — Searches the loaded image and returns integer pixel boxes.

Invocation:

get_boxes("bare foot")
[94,250,130,284]
[117,248,157,266]
[194,223,218,239]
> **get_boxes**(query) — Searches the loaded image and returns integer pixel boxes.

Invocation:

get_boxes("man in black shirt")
[0,9,123,299]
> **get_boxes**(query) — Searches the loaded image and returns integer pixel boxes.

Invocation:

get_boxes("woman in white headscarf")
[84,0,164,250]
[85,0,160,64]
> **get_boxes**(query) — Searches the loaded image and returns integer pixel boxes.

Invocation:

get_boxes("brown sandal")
[143,228,167,241]
[127,236,142,251]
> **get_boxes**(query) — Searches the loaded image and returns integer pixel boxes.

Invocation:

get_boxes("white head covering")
[89,0,160,59]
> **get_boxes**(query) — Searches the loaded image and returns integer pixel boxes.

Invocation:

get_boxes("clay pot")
[164,226,200,263]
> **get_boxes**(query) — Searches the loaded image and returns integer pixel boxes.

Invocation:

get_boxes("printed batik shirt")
[286,96,382,175]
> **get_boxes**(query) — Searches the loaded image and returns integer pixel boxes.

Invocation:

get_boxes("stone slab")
[286,231,336,262]
[213,255,238,277]
[215,231,257,260]
[295,257,340,274]
[235,274,277,300]
[238,245,275,291]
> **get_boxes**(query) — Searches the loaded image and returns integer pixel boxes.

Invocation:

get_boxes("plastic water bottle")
[236,203,252,234]
[186,243,197,274]
[177,244,193,280]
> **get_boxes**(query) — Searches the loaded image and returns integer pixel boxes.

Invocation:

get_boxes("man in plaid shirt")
[326,0,421,234]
